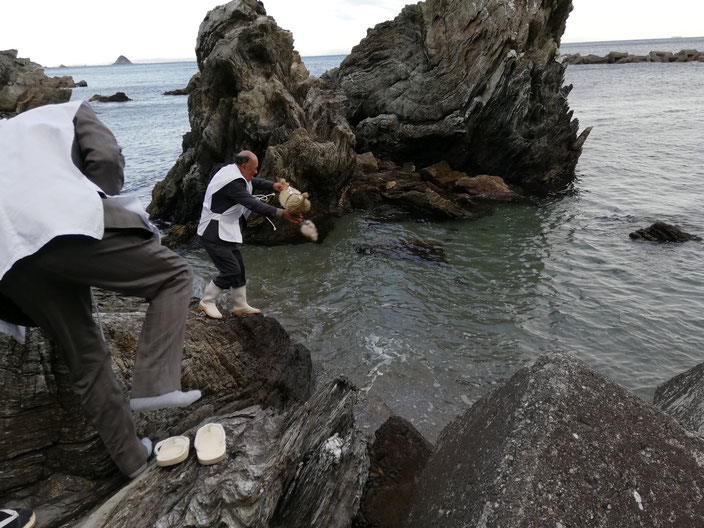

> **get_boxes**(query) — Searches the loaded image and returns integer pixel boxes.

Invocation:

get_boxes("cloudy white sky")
[1,0,702,67]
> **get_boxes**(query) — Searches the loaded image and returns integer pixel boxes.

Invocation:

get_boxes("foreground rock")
[563,48,704,65]
[148,0,356,244]
[404,353,704,527]
[629,221,701,242]
[0,49,72,117]
[324,0,590,194]
[654,362,704,437]
[2,299,369,527]
[89,92,131,103]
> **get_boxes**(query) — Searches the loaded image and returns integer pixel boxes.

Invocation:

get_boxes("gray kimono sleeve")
[71,101,125,195]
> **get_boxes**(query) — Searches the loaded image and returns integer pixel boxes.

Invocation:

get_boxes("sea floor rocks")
[629,221,701,242]
[403,352,704,527]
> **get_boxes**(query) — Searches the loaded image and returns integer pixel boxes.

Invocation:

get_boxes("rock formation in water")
[404,353,704,527]
[147,0,356,244]
[163,73,199,96]
[0,49,72,117]
[113,55,132,65]
[563,48,704,65]
[89,91,132,103]
[323,0,590,195]
[629,221,701,242]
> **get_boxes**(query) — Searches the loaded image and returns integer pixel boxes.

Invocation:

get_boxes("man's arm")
[221,179,282,218]
[71,101,125,195]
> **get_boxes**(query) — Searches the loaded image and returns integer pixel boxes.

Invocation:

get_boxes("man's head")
[235,150,259,181]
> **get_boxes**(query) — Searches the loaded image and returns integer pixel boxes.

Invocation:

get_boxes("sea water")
[45,37,704,441]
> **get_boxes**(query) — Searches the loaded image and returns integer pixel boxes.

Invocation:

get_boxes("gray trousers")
[0,228,193,475]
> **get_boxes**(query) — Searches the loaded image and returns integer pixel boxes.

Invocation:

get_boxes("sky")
[1,0,702,67]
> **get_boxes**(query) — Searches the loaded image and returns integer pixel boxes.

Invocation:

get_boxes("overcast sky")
[1,0,702,67]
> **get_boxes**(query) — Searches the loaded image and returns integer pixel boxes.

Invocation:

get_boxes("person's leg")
[28,230,194,399]
[228,247,260,314]
[0,265,147,477]
[200,238,246,290]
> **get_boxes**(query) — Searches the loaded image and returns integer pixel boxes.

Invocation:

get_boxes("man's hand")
[282,210,303,223]
[273,181,290,192]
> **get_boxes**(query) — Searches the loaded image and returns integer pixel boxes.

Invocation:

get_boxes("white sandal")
[194,423,227,465]
[154,436,190,467]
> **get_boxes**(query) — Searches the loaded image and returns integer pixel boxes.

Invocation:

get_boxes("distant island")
[113,55,132,65]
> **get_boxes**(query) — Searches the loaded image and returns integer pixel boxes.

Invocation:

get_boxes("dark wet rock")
[563,48,704,65]
[654,362,704,437]
[357,152,379,174]
[88,92,131,103]
[163,72,199,96]
[147,0,356,244]
[113,55,132,65]
[455,175,522,201]
[76,80,88,87]
[355,238,448,265]
[403,352,704,528]
[0,49,72,117]
[323,0,590,195]
[353,416,432,528]
[629,221,701,242]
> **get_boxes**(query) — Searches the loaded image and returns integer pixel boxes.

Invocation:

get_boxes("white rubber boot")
[198,281,223,319]
[231,285,261,315]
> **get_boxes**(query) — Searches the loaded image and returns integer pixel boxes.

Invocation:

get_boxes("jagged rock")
[0,49,72,117]
[163,72,199,96]
[356,152,379,174]
[455,175,522,201]
[654,362,704,437]
[562,48,704,65]
[113,55,132,65]
[353,416,432,528]
[89,92,131,103]
[629,221,701,242]
[147,0,356,244]
[0,301,317,527]
[403,352,704,527]
[323,0,590,195]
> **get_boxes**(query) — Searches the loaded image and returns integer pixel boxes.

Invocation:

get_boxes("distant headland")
[113,55,132,65]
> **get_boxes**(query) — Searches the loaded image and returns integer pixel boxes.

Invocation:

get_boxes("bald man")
[197,151,302,318]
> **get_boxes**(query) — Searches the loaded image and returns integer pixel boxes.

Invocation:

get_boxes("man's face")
[240,157,259,181]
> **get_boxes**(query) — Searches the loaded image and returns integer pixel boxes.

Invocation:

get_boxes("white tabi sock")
[130,390,202,412]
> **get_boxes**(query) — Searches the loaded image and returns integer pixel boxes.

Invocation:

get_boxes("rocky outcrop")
[404,353,704,527]
[654,362,704,437]
[0,49,72,117]
[563,48,704,65]
[0,299,329,527]
[89,92,131,103]
[629,221,701,242]
[163,73,199,96]
[147,0,356,244]
[113,55,132,65]
[344,154,520,218]
[323,0,590,195]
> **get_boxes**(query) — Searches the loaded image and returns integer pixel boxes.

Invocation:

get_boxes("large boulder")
[323,0,590,194]
[403,353,704,527]
[0,49,72,117]
[147,0,356,243]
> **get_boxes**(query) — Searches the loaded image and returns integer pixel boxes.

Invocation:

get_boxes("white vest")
[197,164,252,243]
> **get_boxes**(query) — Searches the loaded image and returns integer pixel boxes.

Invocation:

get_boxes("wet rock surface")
[654,361,704,438]
[88,92,131,103]
[0,49,72,117]
[323,0,590,194]
[404,353,704,528]
[629,221,701,242]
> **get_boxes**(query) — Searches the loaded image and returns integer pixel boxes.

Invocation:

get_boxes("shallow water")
[46,38,704,441]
